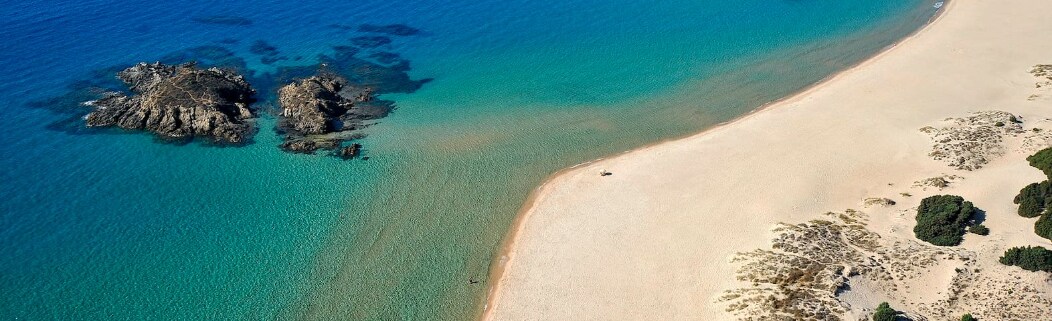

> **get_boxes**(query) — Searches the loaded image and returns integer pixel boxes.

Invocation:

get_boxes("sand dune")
[484,0,1052,319]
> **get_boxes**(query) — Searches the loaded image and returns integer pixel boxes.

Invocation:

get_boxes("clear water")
[0,0,938,319]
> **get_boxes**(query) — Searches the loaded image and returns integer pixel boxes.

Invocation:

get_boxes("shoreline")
[478,1,952,319]
[481,0,1052,315]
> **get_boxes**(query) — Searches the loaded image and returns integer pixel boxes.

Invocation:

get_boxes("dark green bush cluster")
[967,224,989,236]
[1014,147,1052,241]
[872,302,901,321]
[1037,214,1052,240]
[1013,181,1052,218]
[914,195,976,246]
[960,313,977,321]
[1026,147,1052,178]
[998,246,1052,272]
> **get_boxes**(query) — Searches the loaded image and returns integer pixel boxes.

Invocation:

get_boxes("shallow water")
[0,0,938,319]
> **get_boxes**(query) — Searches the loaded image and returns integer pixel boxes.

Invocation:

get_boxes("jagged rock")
[85,62,256,144]
[276,75,380,158]
[277,75,358,135]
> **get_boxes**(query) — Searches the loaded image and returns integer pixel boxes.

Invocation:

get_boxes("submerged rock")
[279,138,339,154]
[85,62,257,144]
[350,36,392,48]
[250,40,287,65]
[357,24,420,36]
[337,143,362,159]
[192,15,253,26]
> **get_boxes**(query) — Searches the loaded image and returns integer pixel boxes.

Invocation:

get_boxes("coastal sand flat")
[484,0,1052,319]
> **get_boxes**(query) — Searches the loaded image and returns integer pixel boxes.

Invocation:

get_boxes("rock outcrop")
[85,62,256,144]
[276,75,384,156]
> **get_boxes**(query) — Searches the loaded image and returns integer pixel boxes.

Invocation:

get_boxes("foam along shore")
[484,0,1052,320]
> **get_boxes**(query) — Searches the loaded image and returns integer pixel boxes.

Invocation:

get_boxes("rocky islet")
[69,24,428,158]
[83,63,389,158]
[85,62,257,144]
[276,74,383,157]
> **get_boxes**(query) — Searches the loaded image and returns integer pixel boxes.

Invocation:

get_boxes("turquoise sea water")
[0,0,938,319]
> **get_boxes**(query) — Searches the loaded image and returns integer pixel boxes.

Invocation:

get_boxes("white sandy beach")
[484,0,1052,319]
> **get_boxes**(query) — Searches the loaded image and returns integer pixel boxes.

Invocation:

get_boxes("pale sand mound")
[484,0,1052,320]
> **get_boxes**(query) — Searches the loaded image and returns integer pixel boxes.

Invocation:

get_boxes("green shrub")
[1013,181,1052,218]
[968,224,989,236]
[960,314,977,321]
[999,246,1052,272]
[1027,147,1052,178]
[872,302,900,321]
[1036,213,1052,241]
[1017,148,1052,240]
[914,195,976,246]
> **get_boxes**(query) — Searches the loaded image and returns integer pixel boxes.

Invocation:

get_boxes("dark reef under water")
[250,40,287,65]
[191,15,254,27]
[357,23,422,36]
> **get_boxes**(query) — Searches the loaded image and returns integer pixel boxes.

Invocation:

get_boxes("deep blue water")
[1,0,938,319]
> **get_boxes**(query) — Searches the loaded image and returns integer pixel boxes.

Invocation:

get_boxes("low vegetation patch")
[960,313,977,321]
[864,197,896,207]
[999,246,1052,272]
[920,111,1024,170]
[872,302,904,321]
[967,224,989,236]
[914,195,976,246]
